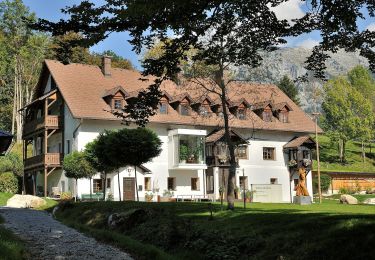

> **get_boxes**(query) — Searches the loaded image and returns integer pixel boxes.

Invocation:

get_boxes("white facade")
[52,107,313,202]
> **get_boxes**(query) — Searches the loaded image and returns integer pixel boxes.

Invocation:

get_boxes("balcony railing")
[24,153,63,170]
[23,115,61,137]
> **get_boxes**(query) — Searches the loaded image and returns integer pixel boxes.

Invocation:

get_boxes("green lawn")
[55,200,375,260]
[313,135,375,173]
[0,193,14,206]
[0,216,26,259]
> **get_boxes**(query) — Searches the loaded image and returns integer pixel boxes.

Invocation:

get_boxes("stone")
[108,209,149,230]
[293,196,312,205]
[339,194,358,205]
[363,198,375,205]
[6,195,47,209]
[52,206,59,218]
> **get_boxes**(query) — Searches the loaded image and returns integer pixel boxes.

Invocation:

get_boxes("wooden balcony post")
[44,167,47,197]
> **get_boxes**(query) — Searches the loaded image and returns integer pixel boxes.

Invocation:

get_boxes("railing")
[23,115,61,137]
[206,156,239,167]
[24,153,63,170]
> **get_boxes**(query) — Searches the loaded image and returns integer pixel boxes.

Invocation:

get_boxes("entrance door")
[123,177,135,201]
[218,168,230,199]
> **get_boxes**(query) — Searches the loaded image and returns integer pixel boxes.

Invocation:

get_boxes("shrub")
[60,191,73,200]
[313,174,331,193]
[0,152,23,176]
[0,172,18,193]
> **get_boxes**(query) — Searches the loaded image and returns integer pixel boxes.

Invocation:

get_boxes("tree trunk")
[102,172,107,201]
[117,169,121,201]
[216,67,236,210]
[342,140,346,163]
[362,141,366,163]
[75,178,78,202]
[339,139,344,163]
[134,165,139,201]
[89,177,92,200]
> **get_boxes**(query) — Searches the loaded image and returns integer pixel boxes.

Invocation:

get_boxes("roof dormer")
[191,96,214,117]
[228,98,251,120]
[252,101,273,122]
[274,102,293,123]
[102,86,128,110]
[170,93,193,116]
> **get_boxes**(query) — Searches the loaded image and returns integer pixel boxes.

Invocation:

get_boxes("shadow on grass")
[54,201,375,260]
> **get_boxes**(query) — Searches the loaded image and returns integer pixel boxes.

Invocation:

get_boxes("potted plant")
[234,186,240,199]
[244,189,255,202]
[303,159,311,167]
[288,159,297,167]
[160,189,175,202]
[145,192,154,202]
[179,144,189,163]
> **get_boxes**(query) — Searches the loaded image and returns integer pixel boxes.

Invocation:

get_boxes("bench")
[81,193,104,201]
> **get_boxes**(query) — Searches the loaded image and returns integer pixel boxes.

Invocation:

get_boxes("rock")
[108,209,149,231]
[52,206,59,218]
[6,195,47,208]
[363,198,375,205]
[340,194,358,205]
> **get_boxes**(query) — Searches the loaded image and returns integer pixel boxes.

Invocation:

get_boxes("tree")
[85,132,116,200]
[348,66,375,109]
[84,136,115,201]
[112,128,162,201]
[277,75,300,105]
[33,1,375,209]
[63,151,95,201]
[0,0,49,141]
[322,77,374,162]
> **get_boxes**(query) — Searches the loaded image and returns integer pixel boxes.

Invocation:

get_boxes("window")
[303,150,310,159]
[180,104,190,116]
[167,177,176,190]
[145,177,151,191]
[206,175,214,193]
[263,147,275,160]
[236,145,247,159]
[114,99,122,109]
[237,109,246,120]
[289,150,297,160]
[239,176,248,190]
[179,135,205,164]
[159,102,168,114]
[199,105,210,117]
[66,140,71,154]
[206,144,213,157]
[279,111,288,123]
[294,179,299,188]
[93,179,103,193]
[191,177,200,191]
[270,178,278,184]
[106,178,111,189]
[263,111,272,122]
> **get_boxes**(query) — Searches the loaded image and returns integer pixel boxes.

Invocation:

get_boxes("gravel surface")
[0,207,133,260]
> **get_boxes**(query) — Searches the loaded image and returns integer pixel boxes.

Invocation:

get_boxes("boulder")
[108,208,149,231]
[363,198,375,205]
[6,194,46,208]
[339,194,358,205]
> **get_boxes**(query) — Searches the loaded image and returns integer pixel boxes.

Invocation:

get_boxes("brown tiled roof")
[283,135,316,149]
[102,86,128,98]
[206,129,247,143]
[39,60,321,134]
[274,102,293,111]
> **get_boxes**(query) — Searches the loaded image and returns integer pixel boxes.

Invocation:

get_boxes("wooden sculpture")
[294,167,309,196]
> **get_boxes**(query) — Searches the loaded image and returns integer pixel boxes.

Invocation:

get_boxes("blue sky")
[22,0,375,69]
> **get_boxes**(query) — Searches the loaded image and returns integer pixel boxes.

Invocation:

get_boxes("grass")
[313,135,375,173]
[55,200,375,260]
[0,215,26,260]
[0,193,13,206]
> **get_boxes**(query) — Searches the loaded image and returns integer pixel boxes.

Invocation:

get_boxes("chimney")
[102,55,112,77]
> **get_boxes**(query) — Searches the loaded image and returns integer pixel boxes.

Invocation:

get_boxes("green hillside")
[313,135,375,173]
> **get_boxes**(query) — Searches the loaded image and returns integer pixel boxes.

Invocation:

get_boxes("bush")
[0,172,18,193]
[60,192,73,200]
[339,187,356,194]
[313,174,331,193]
[0,152,23,176]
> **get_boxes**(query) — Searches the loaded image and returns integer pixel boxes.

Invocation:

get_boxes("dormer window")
[159,102,168,114]
[180,103,190,116]
[263,106,272,122]
[237,108,246,120]
[199,105,211,117]
[279,111,288,123]
[113,99,123,109]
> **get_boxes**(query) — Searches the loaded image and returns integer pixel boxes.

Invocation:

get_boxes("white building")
[22,57,320,203]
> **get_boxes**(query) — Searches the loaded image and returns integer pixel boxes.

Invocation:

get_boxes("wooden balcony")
[23,115,61,137]
[24,153,63,170]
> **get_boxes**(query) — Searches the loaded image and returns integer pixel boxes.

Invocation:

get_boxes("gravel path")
[0,207,133,260]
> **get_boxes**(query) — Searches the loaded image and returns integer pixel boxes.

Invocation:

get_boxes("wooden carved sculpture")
[294,167,309,196]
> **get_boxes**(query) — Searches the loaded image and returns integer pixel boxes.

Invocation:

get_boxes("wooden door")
[123,177,135,201]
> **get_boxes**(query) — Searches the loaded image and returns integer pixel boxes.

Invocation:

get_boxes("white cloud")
[272,0,305,22]
[366,23,375,31]
[296,38,319,49]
